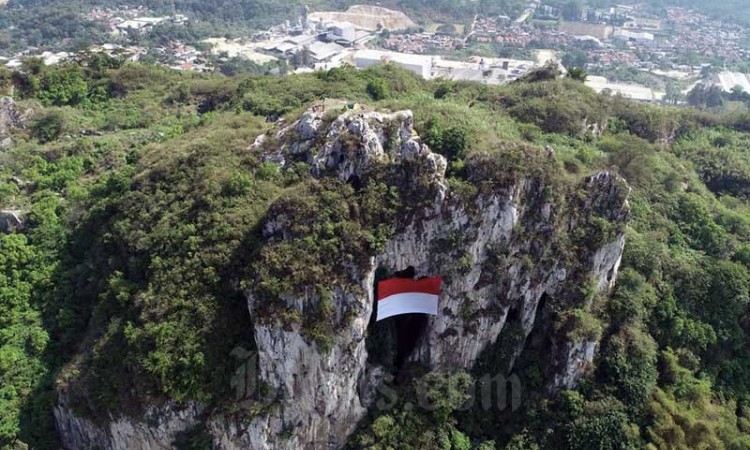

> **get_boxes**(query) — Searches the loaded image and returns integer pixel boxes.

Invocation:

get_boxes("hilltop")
[2,61,750,449]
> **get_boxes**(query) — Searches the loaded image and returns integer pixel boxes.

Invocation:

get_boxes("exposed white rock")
[250,106,447,189]
[554,340,598,389]
[592,233,626,292]
[238,124,630,448]
[294,111,323,140]
[233,283,372,450]
[309,109,445,184]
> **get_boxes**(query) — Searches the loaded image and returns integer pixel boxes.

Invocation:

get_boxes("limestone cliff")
[54,104,630,450]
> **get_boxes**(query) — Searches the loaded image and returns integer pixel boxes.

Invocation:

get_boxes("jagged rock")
[250,106,447,190]
[0,210,26,233]
[310,109,445,183]
[53,105,631,450]
[0,97,29,149]
[294,111,323,140]
[0,137,13,151]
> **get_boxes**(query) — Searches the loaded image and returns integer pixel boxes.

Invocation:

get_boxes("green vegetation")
[0,0,342,51]
[350,370,493,450]
[1,57,750,450]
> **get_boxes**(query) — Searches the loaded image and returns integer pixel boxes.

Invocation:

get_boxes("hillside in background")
[2,59,750,449]
[1,0,748,61]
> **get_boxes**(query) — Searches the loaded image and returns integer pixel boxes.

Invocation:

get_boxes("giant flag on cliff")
[376,276,442,321]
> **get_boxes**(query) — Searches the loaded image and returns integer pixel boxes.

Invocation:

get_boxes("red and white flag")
[376,276,442,322]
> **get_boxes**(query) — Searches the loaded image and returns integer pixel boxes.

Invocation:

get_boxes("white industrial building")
[327,22,357,44]
[714,71,750,93]
[432,57,539,85]
[115,17,167,32]
[612,29,655,45]
[308,41,346,61]
[285,34,318,46]
[351,50,550,85]
[354,49,432,78]
[586,75,665,102]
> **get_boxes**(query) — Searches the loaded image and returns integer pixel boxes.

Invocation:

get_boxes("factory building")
[354,49,432,78]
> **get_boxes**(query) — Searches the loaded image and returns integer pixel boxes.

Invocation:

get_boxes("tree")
[217,57,266,76]
[84,52,124,77]
[729,85,750,102]
[0,234,53,448]
[434,82,452,99]
[436,23,458,35]
[567,67,588,82]
[562,49,588,70]
[422,116,470,164]
[686,84,725,109]
[22,57,45,76]
[562,1,583,21]
[518,61,562,82]
[37,64,88,106]
[663,81,683,105]
[700,65,715,79]
[31,111,65,143]
[366,79,389,101]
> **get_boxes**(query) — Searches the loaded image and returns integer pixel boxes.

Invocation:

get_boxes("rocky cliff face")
[54,395,204,450]
[54,104,630,450]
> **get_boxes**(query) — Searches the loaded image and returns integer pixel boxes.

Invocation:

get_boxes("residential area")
[1,1,749,103]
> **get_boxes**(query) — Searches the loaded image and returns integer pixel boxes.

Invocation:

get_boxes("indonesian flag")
[376,276,442,322]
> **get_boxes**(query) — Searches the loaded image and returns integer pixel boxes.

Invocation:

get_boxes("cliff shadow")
[458,292,553,444]
[366,265,428,380]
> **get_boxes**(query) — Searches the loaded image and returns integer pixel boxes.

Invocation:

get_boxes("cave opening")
[366,265,428,379]
[347,174,362,190]
[506,304,520,324]
[521,293,551,352]
[459,294,553,441]
[512,292,553,383]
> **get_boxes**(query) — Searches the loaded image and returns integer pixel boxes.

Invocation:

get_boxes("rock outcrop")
[54,104,630,450]
[0,97,29,149]
[0,209,26,233]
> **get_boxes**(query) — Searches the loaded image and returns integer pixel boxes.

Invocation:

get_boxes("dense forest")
[1,55,750,449]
